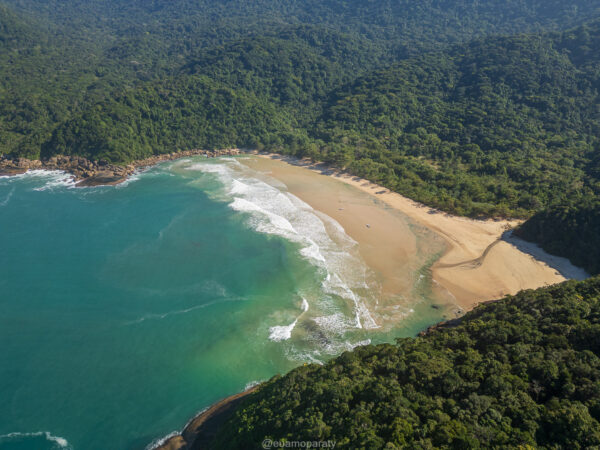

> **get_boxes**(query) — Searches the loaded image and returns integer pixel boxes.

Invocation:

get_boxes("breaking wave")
[145,430,180,450]
[269,298,310,342]
[186,158,379,339]
[0,169,76,191]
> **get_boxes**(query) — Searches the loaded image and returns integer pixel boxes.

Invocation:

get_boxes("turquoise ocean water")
[0,157,445,449]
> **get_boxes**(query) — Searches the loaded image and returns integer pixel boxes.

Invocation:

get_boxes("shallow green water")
[0,157,445,450]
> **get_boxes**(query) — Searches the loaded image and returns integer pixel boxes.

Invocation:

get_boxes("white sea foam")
[287,337,370,361]
[312,313,355,335]
[31,171,77,191]
[1,169,76,191]
[286,348,325,365]
[186,158,379,335]
[145,430,180,450]
[115,171,142,188]
[268,321,298,342]
[269,298,310,342]
[230,179,250,195]
[186,161,234,175]
[244,380,262,390]
[231,197,297,235]
[301,298,309,312]
[0,431,70,448]
[346,339,372,350]
[0,169,49,180]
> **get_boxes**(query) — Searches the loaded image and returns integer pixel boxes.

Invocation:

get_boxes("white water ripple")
[0,431,70,448]
[127,297,244,325]
[0,186,15,206]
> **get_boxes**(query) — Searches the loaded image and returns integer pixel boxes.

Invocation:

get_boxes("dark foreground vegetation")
[210,277,600,449]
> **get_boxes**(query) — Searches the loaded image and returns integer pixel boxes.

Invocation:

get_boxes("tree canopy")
[212,277,600,449]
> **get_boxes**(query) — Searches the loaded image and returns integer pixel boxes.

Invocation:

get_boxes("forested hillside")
[309,25,600,216]
[0,4,149,158]
[5,0,600,55]
[29,20,600,219]
[516,200,600,275]
[181,27,388,123]
[42,76,294,162]
[1,0,600,269]
[211,277,600,449]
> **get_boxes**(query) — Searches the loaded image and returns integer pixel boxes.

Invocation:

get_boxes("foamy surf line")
[145,430,182,450]
[0,169,77,191]
[269,298,310,342]
[0,431,70,448]
[185,158,379,337]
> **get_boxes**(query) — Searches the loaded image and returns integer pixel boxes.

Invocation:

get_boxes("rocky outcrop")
[0,157,43,175]
[0,148,241,186]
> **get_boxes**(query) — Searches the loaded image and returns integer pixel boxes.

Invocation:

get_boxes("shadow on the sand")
[501,230,589,280]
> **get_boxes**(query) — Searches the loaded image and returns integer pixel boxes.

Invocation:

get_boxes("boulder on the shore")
[76,171,127,187]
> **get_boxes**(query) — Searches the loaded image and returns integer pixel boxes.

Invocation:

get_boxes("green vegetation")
[1,0,600,264]
[29,21,600,218]
[213,277,600,449]
[7,0,600,55]
[2,2,600,446]
[516,200,600,275]
[309,26,600,217]
[43,76,295,163]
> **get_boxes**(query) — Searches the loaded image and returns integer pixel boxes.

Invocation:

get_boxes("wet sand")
[240,155,451,320]
[243,153,588,312]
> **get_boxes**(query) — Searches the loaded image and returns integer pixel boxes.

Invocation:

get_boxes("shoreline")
[153,386,259,450]
[3,148,587,310]
[3,148,588,309]
[239,153,453,323]
[247,152,588,311]
[0,149,241,186]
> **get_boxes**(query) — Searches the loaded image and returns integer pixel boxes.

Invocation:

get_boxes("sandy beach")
[243,153,588,312]
[240,154,450,324]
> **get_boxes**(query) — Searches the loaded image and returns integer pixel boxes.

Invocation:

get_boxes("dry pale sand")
[246,153,588,312]
[241,154,449,324]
